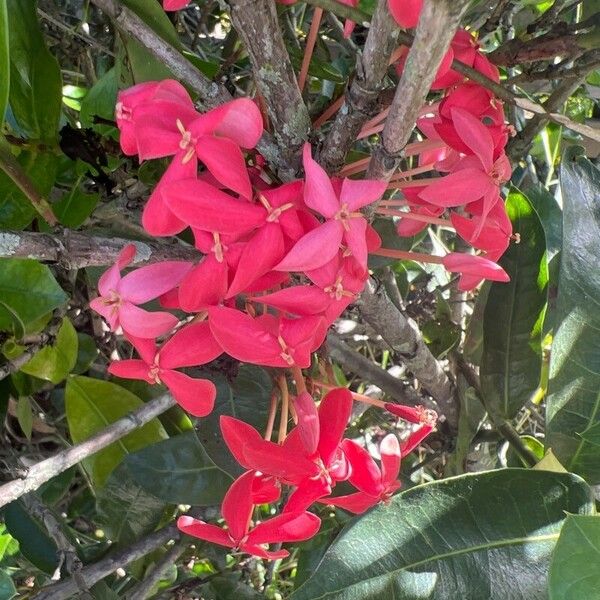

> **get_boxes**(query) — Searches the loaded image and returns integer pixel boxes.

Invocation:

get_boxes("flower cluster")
[92,13,517,555]
[178,388,437,558]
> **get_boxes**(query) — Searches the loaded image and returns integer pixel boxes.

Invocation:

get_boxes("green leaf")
[53,183,99,229]
[0,570,17,600]
[122,0,182,48]
[0,0,8,123]
[72,333,99,374]
[291,470,593,600]
[198,365,272,477]
[79,67,119,132]
[0,259,66,333]
[549,515,600,599]
[0,524,18,561]
[65,376,168,487]
[546,149,600,483]
[95,463,166,545]
[480,190,548,420]
[20,318,78,384]
[123,431,232,506]
[6,0,62,142]
[4,500,58,574]
[16,396,32,440]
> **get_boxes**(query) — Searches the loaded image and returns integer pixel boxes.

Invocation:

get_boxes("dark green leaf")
[198,365,272,477]
[0,259,66,333]
[207,576,262,599]
[0,0,8,123]
[95,463,166,545]
[53,183,99,229]
[15,396,32,440]
[21,318,78,384]
[124,431,232,506]
[6,0,62,142]
[79,67,119,132]
[122,0,181,48]
[65,376,168,487]
[72,333,99,374]
[291,470,593,600]
[4,500,58,574]
[549,515,600,599]
[0,570,17,600]
[547,149,600,483]
[480,190,547,420]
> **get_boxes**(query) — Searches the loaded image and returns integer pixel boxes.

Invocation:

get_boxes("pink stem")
[376,208,452,227]
[313,95,345,128]
[298,7,324,92]
[370,248,445,264]
[389,163,436,182]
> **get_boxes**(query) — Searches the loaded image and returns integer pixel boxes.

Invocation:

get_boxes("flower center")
[258,195,294,223]
[211,232,227,263]
[323,276,353,301]
[115,102,131,121]
[277,335,294,366]
[148,361,161,385]
[176,119,196,164]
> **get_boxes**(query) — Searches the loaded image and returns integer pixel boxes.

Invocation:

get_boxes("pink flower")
[442,252,509,291]
[163,0,190,10]
[388,0,423,28]
[177,471,321,560]
[320,434,402,514]
[207,306,323,368]
[108,322,222,416]
[276,144,386,273]
[90,245,192,338]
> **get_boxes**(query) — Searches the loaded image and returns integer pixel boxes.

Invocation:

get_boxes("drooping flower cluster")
[179,388,437,558]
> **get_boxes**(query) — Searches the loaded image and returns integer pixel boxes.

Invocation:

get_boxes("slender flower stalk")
[388,162,436,181]
[277,374,290,443]
[298,7,324,91]
[376,208,453,227]
[370,248,445,264]
[264,391,278,441]
[313,95,345,128]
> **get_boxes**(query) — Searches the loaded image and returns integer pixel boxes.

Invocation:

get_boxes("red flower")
[178,471,320,560]
[108,322,222,416]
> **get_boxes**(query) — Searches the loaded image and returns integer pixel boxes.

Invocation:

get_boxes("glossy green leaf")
[95,463,166,545]
[546,149,600,483]
[20,318,78,384]
[480,190,547,420]
[291,470,593,600]
[122,0,181,48]
[6,0,62,142]
[4,500,58,574]
[16,396,32,440]
[549,515,600,599]
[198,365,272,477]
[79,67,119,133]
[0,0,8,123]
[53,184,99,229]
[72,333,99,374]
[0,524,18,561]
[65,376,168,487]
[124,430,232,506]
[0,259,67,333]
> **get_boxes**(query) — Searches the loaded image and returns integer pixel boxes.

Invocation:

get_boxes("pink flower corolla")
[90,244,192,338]
[418,107,512,227]
[220,389,353,512]
[178,470,321,560]
[320,434,402,514]
[208,306,324,368]
[163,0,190,10]
[133,97,263,199]
[275,144,386,273]
[443,252,509,291]
[108,322,222,416]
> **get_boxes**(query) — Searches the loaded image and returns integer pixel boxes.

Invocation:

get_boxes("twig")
[0,394,176,510]
[0,146,58,226]
[228,0,310,169]
[454,354,538,467]
[0,230,201,268]
[479,0,514,37]
[506,48,600,83]
[356,279,458,431]
[318,0,398,174]
[507,75,588,159]
[88,0,290,178]
[127,540,187,600]
[33,526,180,600]
[366,0,470,183]
[326,333,433,410]
[21,494,85,586]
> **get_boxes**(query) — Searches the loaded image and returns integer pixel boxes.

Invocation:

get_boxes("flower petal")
[340,178,386,212]
[303,143,339,218]
[450,107,494,172]
[118,302,179,338]
[160,370,216,417]
[222,471,255,541]
[247,512,321,545]
[317,388,353,466]
[177,516,234,547]
[380,433,402,487]
[293,392,320,456]
[159,321,223,368]
[319,492,377,514]
[178,255,229,312]
[341,439,383,496]
[119,261,193,304]
[108,359,152,382]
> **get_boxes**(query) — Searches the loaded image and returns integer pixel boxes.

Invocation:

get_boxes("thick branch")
[318,0,398,174]
[0,394,176,510]
[327,333,434,410]
[0,230,200,268]
[228,0,310,169]
[356,279,458,430]
[33,526,180,600]
[366,0,470,182]
[89,0,289,177]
